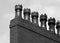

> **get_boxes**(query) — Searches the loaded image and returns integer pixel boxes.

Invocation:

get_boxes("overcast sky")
[0,0,60,43]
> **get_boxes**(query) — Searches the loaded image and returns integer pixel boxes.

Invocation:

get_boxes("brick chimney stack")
[31,12,39,25]
[15,4,22,18]
[48,17,55,33]
[56,21,60,35]
[40,13,47,29]
[23,8,31,21]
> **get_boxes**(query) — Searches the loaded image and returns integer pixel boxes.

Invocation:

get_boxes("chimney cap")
[56,20,60,29]
[15,4,22,11]
[48,17,56,25]
[23,8,31,14]
[31,11,39,18]
[40,13,47,21]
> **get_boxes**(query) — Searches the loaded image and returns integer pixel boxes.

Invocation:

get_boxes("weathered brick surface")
[17,26,57,43]
[10,26,18,43]
[10,18,60,43]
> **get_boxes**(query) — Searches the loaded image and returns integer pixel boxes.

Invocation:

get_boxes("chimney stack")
[40,13,47,29]
[56,21,60,35]
[15,4,22,18]
[23,8,31,21]
[31,12,39,25]
[48,17,55,33]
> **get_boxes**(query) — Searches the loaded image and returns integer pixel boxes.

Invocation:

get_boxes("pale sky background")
[0,0,60,43]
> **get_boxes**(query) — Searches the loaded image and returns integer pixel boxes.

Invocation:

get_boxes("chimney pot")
[23,8,31,21]
[48,17,55,33]
[40,13,47,29]
[31,12,39,25]
[15,4,23,18]
[56,20,60,35]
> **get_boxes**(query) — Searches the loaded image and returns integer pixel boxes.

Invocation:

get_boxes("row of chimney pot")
[15,4,60,35]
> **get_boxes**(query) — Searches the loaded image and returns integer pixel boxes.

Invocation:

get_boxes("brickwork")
[10,4,60,43]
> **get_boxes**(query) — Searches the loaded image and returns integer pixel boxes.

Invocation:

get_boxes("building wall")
[10,18,60,43]
[17,26,57,43]
[10,26,18,43]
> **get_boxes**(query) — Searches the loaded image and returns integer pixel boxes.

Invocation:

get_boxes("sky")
[0,0,60,43]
